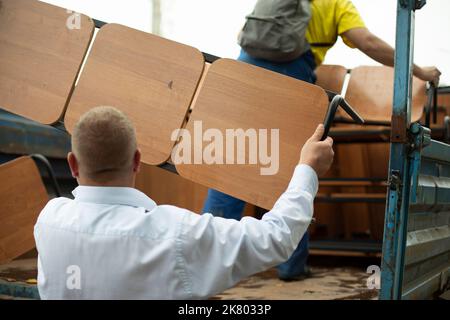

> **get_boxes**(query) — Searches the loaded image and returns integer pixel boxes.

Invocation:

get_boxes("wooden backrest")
[0,157,48,264]
[65,24,205,165]
[176,59,329,210]
[0,0,94,125]
[315,65,348,94]
[345,66,427,123]
[439,93,450,114]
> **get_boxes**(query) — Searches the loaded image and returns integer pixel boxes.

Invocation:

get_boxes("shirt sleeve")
[336,0,366,48]
[177,164,318,299]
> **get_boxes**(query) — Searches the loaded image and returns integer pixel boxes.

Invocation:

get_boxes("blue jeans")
[202,49,316,279]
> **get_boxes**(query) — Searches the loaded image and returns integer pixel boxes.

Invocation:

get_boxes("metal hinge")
[388,170,403,191]
[415,0,427,10]
[400,0,426,10]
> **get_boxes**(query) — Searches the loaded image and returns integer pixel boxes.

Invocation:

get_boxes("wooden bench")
[0,157,48,265]
[0,0,94,125]
[65,24,206,165]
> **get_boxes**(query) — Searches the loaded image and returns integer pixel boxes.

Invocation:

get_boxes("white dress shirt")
[34,164,318,300]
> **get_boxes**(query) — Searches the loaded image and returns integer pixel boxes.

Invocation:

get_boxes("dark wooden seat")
[0,157,48,265]
[0,0,94,125]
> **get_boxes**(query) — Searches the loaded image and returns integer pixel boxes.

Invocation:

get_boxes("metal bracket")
[408,123,431,153]
[400,0,426,10]
[388,170,403,192]
[415,0,427,10]
[322,92,364,141]
[407,123,431,203]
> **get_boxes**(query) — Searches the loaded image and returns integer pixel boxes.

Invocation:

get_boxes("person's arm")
[178,125,334,299]
[343,27,441,85]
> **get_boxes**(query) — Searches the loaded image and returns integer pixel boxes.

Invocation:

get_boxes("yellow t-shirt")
[306,0,366,66]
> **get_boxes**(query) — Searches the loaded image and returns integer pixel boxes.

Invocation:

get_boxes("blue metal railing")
[380,0,450,299]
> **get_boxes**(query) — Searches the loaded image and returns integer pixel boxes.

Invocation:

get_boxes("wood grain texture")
[176,59,329,210]
[426,93,450,128]
[135,163,256,216]
[0,157,48,264]
[0,0,94,124]
[345,66,427,123]
[315,65,347,94]
[65,23,205,165]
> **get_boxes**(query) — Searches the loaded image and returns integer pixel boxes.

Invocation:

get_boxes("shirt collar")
[72,186,157,211]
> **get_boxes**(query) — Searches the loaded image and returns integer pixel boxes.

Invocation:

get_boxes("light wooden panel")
[65,24,205,165]
[0,157,48,264]
[0,0,94,124]
[315,65,347,94]
[345,66,427,123]
[135,164,256,216]
[176,59,329,210]
[136,164,208,213]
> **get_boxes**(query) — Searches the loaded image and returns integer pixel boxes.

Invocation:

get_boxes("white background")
[41,0,450,85]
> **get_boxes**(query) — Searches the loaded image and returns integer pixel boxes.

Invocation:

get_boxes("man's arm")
[343,27,441,86]
[178,125,334,299]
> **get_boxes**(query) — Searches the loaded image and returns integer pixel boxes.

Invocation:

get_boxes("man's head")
[68,106,141,187]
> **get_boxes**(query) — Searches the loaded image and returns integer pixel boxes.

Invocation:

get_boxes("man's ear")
[133,149,141,173]
[67,152,79,178]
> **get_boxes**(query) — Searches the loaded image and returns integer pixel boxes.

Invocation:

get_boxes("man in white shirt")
[34,106,334,299]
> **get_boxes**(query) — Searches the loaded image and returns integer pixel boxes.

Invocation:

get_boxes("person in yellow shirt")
[307,0,440,83]
[203,0,441,282]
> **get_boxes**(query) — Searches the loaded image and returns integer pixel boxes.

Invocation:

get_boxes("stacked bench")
[0,0,448,298]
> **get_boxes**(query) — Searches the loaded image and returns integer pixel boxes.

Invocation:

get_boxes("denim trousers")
[202,49,317,278]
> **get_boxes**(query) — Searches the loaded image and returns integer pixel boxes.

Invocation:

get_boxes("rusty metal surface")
[0,109,70,159]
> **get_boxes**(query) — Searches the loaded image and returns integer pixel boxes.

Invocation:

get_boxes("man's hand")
[299,124,334,177]
[415,66,441,87]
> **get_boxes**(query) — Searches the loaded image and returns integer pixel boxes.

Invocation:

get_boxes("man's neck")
[77,176,136,188]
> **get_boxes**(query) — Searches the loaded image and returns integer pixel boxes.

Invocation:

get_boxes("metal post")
[380,0,417,300]
[152,0,162,35]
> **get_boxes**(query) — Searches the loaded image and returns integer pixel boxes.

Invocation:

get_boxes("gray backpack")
[238,0,311,62]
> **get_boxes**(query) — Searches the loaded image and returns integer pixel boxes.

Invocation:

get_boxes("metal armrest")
[424,82,438,128]
[30,154,62,197]
[322,92,365,141]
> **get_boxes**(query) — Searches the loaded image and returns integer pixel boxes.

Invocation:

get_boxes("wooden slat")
[0,0,94,124]
[135,163,256,216]
[0,157,48,265]
[345,66,427,123]
[176,59,330,210]
[319,181,387,187]
[316,193,386,200]
[65,24,205,165]
[315,65,347,94]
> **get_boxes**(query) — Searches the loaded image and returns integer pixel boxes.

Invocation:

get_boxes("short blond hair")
[71,106,137,181]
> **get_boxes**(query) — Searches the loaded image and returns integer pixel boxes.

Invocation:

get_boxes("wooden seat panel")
[0,157,48,264]
[65,24,205,165]
[345,66,427,123]
[176,59,329,210]
[0,0,94,124]
[315,65,348,94]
